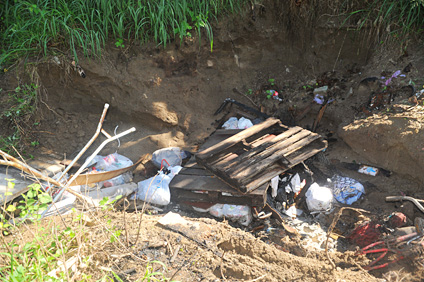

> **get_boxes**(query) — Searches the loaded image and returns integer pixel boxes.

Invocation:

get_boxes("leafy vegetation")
[0,0,246,66]
[0,84,39,155]
[0,180,174,281]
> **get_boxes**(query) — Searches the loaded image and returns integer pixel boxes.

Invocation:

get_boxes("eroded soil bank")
[2,1,424,281]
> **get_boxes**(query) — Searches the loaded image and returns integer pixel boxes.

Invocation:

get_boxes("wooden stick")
[170,244,181,263]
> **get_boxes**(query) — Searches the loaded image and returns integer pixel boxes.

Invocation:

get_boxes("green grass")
[343,0,424,39]
[0,0,246,67]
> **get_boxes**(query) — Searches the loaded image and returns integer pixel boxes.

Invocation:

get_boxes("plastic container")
[102,172,132,188]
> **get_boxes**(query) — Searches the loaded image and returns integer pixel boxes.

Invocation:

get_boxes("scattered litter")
[267,90,282,101]
[288,216,337,251]
[208,204,252,226]
[305,183,333,213]
[339,161,392,177]
[384,70,401,86]
[357,165,379,176]
[330,175,364,205]
[83,182,137,207]
[284,205,303,218]
[222,117,254,129]
[313,85,328,94]
[89,153,133,171]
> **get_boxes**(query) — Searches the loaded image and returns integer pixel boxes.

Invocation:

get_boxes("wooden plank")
[196,118,280,161]
[171,189,266,206]
[221,127,304,172]
[285,139,328,165]
[170,174,236,193]
[180,167,214,176]
[243,164,286,193]
[236,133,321,183]
[226,129,312,177]
[199,129,244,151]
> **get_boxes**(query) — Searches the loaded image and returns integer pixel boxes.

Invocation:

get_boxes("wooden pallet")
[195,117,328,193]
[170,159,268,207]
[170,129,268,207]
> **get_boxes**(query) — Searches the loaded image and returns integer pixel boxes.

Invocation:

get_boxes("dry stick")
[312,103,328,132]
[123,199,130,247]
[325,207,371,269]
[58,103,109,181]
[170,244,180,263]
[233,87,259,108]
[169,251,199,281]
[333,33,347,72]
[0,159,89,212]
[220,251,227,281]
[246,274,267,282]
[134,169,162,246]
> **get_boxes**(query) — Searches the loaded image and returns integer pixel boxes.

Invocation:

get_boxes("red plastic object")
[348,221,382,248]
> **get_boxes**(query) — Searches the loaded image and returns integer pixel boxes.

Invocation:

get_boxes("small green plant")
[268,78,275,86]
[115,38,125,48]
[266,90,272,99]
[246,88,253,95]
[174,21,193,41]
[30,141,39,147]
[2,84,38,121]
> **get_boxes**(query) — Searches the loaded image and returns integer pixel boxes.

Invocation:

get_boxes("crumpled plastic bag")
[131,166,182,206]
[330,175,364,205]
[88,153,133,171]
[208,204,252,226]
[306,183,333,212]
[222,117,253,130]
[222,117,239,129]
[152,147,185,168]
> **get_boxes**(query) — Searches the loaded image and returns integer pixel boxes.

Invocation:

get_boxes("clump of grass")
[344,0,424,39]
[0,0,247,67]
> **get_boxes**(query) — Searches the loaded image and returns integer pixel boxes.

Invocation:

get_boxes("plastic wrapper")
[330,175,364,205]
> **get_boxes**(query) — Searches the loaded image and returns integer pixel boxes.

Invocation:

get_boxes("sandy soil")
[2,1,424,281]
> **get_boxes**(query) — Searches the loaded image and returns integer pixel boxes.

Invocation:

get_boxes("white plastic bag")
[132,166,182,205]
[306,183,333,212]
[222,117,254,130]
[152,147,183,169]
[237,117,253,129]
[270,175,279,198]
[208,204,252,226]
[88,153,133,171]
